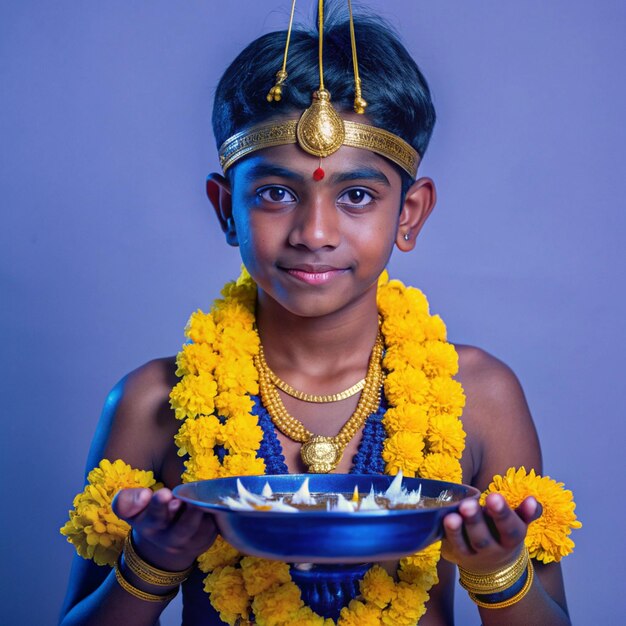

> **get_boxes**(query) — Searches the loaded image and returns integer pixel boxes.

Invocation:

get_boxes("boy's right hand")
[112,487,217,572]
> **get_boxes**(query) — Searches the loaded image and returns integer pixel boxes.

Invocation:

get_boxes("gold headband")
[219,0,419,180]
[219,112,420,179]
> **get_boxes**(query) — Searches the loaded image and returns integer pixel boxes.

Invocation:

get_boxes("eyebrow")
[329,167,391,186]
[241,161,391,187]
[242,162,305,183]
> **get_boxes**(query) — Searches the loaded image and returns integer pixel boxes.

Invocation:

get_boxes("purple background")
[1,1,624,623]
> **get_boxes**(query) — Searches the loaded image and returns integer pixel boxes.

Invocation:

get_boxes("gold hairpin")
[267,0,297,102]
[221,0,420,179]
[347,0,367,114]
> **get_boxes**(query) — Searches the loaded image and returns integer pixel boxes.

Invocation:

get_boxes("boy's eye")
[337,188,374,207]
[257,186,296,203]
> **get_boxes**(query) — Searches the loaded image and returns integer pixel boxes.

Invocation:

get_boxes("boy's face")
[212,143,432,320]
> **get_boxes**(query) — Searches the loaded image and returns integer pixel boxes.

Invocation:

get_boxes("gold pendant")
[296,89,345,158]
[300,435,343,473]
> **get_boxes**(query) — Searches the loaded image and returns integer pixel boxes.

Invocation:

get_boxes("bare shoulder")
[455,344,527,414]
[111,356,178,419]
[84,356,179,475]
[453,345,541,489]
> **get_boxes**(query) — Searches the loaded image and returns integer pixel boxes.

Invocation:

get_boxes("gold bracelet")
[468,560,534,609]
[123,533,193,586]
[459,546,529,594]
[114,563,179,603]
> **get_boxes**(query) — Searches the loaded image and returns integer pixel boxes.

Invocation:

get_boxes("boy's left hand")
[441,493,541,573]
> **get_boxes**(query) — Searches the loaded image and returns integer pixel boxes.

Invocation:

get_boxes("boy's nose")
[288,199,340,250]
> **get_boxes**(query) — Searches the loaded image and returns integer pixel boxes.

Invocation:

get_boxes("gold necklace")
[267,369,366,403]
[255,333,384,473]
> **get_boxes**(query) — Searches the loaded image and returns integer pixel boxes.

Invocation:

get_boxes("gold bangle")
[114,563,178,603]
[123,533,193,586]
[468,560,534,609]
[459,546,529,594]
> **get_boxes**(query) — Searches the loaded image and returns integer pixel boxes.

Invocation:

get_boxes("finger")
[166,504,208,543]
[112,488,152,521]
[457,498,496,552]
[144,488,176,529]
[515,496,542,524]
[443,511,473,557]
[483,493,526,549]
[168,497,183,517]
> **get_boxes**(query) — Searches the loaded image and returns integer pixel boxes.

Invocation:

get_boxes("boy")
[60,5,578,625]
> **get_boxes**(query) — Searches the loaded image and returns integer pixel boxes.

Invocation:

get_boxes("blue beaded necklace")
[252,393,388,475]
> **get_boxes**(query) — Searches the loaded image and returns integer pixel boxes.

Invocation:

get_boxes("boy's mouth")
[280,264,348,286]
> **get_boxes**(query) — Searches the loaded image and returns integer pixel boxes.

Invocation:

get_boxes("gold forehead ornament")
[218,0,420,180]
[219,112,419,179]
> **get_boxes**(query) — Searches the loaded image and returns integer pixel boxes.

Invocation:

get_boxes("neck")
[255,289,380,380]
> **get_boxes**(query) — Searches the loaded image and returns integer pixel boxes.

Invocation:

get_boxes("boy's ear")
[206,172,238,247]
[396,177,436,252]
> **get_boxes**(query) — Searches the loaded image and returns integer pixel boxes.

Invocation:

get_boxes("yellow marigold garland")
[60,459,162,566]
[169,268,465,624]
[480,466,582,563]
[59,268,581,625]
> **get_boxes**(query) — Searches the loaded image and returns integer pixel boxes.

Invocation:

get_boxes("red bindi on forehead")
[313,167,325,181]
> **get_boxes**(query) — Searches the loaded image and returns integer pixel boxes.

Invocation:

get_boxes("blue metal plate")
[174,474,479,563]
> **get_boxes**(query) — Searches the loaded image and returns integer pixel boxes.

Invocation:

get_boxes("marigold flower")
[426,414,466,459]
[378,280,430,319]
[480,467,582,563]
[197,536,240,573]
[213,304,257,333]
[60,459,161,566]
[252,581,303,626]
[421,313,447,341]
[204,566,250,626]
[381,316,426,345]
[377,269,390,286]
[169,371,218,420]
[240,557,291,596]
[384,366,429,406]
[174,415,221,457]
[291,606,334,625]
[214,357,259,395]
[175,342,219,377]
[403,286,430,316]
[181,452,221,482]
[220,453,266,477]
[377,276,427,312]
[214,391,255,421]
[383,344,426,372]
[382,432,425,477]
[398,542,441,589]
[215,321,259,355]
[426,377,465,419]
[377,285,408,319]
[185,310,217,345]
[220,269,257,309]
[397,563,439,590]
[337,599,383,626]
[380,581,428,625]
[400,541,441,572]
[422,340,458,377]
[359,565,397,609]
[222,413,263,455]
[382,404,428,436]
[419,452,462,483]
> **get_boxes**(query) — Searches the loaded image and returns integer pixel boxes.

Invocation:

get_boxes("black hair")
[212,7,436,190]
